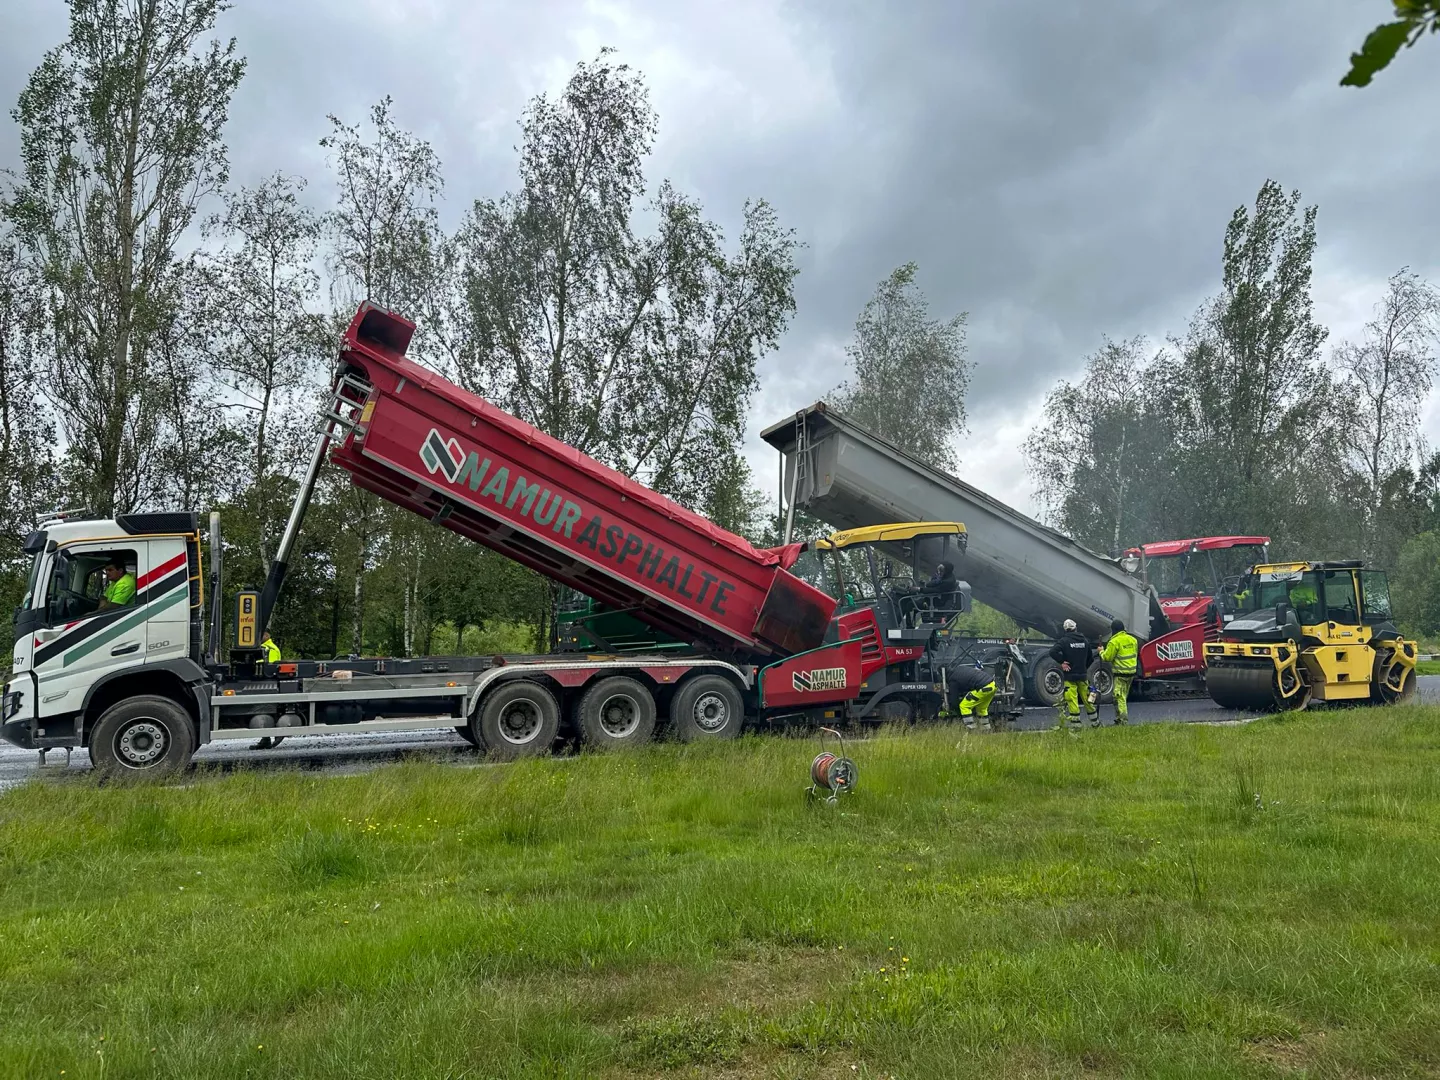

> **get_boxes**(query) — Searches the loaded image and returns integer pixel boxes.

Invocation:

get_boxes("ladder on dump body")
[782,411,810,545]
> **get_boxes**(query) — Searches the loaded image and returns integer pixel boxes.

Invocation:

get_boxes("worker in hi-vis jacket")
[1100,618,1138,725]
[947,661,996,730]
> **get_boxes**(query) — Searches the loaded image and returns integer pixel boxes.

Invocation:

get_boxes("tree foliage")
[1342,0,1440,87]
[455,52,799,514]
[1335,268,1440,565]
[1025,179,1440,638]
[831,262,970,471]
[0,235,59,640]
[0,34,813,667]
[9,0,245,515]
[1024,337,1172,553]
[194,173,326,563]
[1026,181,1355,556]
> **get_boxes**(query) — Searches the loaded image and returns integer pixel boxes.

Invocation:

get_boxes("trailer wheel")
[671,675,744,742]
[577,676,657,749]
[89,696,196,781]
[474,681,560,761]
[1024,656,1064,708]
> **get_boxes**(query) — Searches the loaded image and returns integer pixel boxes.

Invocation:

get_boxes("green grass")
[5,710,1440,1079]
[1413,658,1440,676]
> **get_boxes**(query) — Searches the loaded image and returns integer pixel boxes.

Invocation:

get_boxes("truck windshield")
[1147,554,1206,597]
[1147,545,1267,598]
[20,552,43,610]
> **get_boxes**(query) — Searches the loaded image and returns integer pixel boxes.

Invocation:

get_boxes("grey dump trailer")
[761,403,1165,706]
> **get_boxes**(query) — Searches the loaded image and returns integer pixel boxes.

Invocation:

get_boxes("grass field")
[4,709,1440,1079]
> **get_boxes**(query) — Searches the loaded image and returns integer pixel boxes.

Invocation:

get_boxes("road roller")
[1203,560,1417,712]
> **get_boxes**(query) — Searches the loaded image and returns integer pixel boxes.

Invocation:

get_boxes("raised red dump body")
[328,303,836,663]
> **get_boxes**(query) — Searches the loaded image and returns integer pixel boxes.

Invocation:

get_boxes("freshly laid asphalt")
[4,676,1437,791]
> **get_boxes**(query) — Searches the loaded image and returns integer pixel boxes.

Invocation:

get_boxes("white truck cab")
[4,511,209,771]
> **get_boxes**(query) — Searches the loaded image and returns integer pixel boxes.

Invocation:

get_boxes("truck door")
[31,541,149,723]
[139,538,194,665]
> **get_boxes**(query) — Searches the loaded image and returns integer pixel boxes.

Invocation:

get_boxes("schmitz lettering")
[792,667,848,693]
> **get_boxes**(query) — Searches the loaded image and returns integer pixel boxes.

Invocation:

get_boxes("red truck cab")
[1121,536,1270,683]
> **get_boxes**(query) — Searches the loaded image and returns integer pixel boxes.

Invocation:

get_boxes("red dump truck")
[3,303,878,778]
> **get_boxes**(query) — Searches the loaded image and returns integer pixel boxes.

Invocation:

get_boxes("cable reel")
[807,726,857,805]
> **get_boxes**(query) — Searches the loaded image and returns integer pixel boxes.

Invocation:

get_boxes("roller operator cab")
[1203,561,1417,711]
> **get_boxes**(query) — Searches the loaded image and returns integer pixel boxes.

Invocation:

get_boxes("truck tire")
[671,675,744,742]
[1024,655,1064,708]
[1087,660,1114,704]
[474,681,559,761]
[576,676,656,750]
[89,696,196,781]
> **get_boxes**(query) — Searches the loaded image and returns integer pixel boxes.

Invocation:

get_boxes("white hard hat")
[1062,619,1077,632]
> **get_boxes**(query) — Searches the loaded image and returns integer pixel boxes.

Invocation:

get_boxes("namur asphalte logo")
[420,428,466,483]
[792,666,849,693]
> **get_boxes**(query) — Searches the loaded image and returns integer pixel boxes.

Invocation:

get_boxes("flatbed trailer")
[3,305,877,777]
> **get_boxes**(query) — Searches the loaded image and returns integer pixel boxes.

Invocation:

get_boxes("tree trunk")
[351,558,365,657]
[1112,424,1128,552]
[536,578,554,655]
[402,569,412,658]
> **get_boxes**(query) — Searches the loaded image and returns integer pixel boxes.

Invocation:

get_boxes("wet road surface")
[4,677,1437,791]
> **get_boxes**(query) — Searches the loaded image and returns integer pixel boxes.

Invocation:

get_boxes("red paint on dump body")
[328,303,836,662]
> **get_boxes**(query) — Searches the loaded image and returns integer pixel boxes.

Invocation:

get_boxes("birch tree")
[1165,180,1339,549]
[0,236,58,648]
[1335,268,1440,562]
[1024,337,1173,551]
[10,0,245,515]
[456,51,799,505]
[320,97,445,655]
[196,173,325,563]
[831,262,970,471]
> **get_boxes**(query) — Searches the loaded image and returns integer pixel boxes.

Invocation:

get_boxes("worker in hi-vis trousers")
[1049,618,1098,728]
[1100,617,1138,724]
[947,663,996,729]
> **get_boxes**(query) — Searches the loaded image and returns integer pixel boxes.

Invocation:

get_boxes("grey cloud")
[4,0,1438,510]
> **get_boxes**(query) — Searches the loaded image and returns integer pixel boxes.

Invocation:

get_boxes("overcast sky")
[4,0,1438,516]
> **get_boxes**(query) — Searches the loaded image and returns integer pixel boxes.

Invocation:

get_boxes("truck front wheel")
[89,696,196,781]
[671,675,744,742]
[474,681,560,761]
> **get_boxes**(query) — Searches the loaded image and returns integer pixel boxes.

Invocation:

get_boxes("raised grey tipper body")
[761,403,1160,643]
